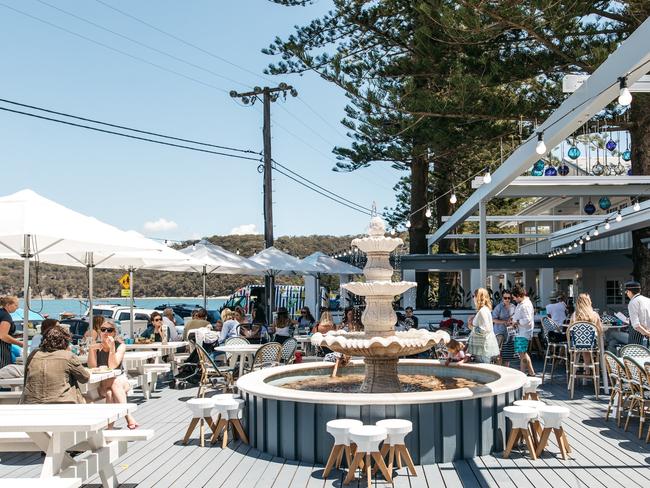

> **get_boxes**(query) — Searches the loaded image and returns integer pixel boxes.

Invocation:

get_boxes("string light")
[634,200,641,212]
[425,207,432,218]
[449,193,457,204]
[406,220,411,228]
[390,228,396,236]
[618,76,633,106]
[616,211,623,222]
[483,169,492,184]
[535,132,547,155]
[573,242,578,248]
[605,220,611,230]
[593,227,599,236]
[579,237,584,245]
[585,234,591,241]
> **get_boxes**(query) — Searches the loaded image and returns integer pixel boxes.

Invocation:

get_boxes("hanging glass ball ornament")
[533,159,545,171]
[584,201,596,215]
[592,161,605,176]
[567,146,581,160]
[544,165,558,176]
[598,196,611,210]
[558,163,570,176]
[622,149,632,161]
[607,164,617,176]
[606,140,617,151]
[531,167,544,176]
[615,162,626,175]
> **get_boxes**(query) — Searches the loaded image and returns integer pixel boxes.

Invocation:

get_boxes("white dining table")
[213,344,263,377]
[293,335,315,356]
[124,341,188,374]
[0,403,136,485]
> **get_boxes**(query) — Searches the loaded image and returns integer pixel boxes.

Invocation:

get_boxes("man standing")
[404,307,419,329]
[510,285,536,376]
[545,293,568,325]
[625,281,650,344]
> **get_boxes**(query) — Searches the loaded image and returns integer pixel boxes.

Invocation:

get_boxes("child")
[324,351,351,377]
[445,339,469,366]
[439,309,464,334]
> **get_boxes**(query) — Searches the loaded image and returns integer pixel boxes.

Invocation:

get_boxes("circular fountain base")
[237,359,526,465]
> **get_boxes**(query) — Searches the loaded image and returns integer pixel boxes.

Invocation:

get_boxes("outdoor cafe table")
[213,344,262,377]
[294,335,315,356]
[124,341,188,374]
[0,403,136,484]
[0,370,120,396]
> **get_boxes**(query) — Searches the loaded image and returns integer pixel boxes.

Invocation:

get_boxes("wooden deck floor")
[2,376,650,487]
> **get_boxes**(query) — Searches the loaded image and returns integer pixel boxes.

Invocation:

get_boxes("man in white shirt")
[625,281,650,342]
[510,285,535,376]
[545,294,567,325]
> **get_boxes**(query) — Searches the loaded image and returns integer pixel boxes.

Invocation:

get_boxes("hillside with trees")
[0,234,359,299]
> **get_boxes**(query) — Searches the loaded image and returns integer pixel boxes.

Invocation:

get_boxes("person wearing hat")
[625,281,650,344]
[545,292,568,325]
[269,307,296,344]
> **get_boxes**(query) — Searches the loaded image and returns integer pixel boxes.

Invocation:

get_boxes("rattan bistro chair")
[623,357,650,439]
[280,337,298,364]
[604,351,632,427]
[566,321,600,399]
[541,316,568,383]
[242,342,282,375]
[619,344,650,360]
[194,341,235,398]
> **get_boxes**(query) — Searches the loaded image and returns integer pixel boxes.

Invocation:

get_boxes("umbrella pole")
[203,266,207,310]
[88,252,94,333]
[22,234,31,361]
[315,274,321,320]
[266,274,275,327]
[129,267,135,339]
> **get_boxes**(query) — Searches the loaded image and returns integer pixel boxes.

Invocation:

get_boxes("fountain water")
[311,214,450,392]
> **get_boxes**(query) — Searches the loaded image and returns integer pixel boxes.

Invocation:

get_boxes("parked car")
[84,305,185,337]
[59,318,90,343]
[154,303,220,324]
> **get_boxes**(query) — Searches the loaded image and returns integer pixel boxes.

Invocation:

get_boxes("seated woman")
[140,311,173,342]
[313,308,336,356]
[21,325,90,404]
[269,307,295,344]
[239,305,266,344]
[87,320,138,429]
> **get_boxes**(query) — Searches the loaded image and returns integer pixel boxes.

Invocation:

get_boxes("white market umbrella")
[0,189,163,355]
[175,240,267,309]
[249,247,320,321]
[301,252,363,317]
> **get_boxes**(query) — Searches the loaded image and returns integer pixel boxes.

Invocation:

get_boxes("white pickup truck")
[87,305,185,336]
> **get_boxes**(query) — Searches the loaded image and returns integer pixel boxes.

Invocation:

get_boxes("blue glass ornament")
[558,163,570,176]
[598,196,611,210]
[584,201,596,215]
[531,168,544,176]
[606,140,617,151]
[533,159,545,171]
[567,146,580,160]
[622,149,631,161]
[544,166,558,176]
[628,168,633,176]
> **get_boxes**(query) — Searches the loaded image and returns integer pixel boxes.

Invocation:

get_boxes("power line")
[0,97,259,155]
[0,2,229,94]
[0,106,262,162]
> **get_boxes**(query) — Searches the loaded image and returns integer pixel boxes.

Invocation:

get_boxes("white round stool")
[183,398,217,447]
[536,405,571,459]
[503,406,539,460]
[345,426,391,488]
[513,400,545,445]
[523,377,542,400]
[375,419,416,475]
[211,397,248,447]
[323,419,363,479]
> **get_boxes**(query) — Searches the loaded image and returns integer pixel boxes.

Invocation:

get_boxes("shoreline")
[33,296,230,301]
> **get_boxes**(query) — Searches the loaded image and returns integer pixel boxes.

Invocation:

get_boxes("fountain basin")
[312,329,449,356]
[342,280,416,296]
[237,360,526,464]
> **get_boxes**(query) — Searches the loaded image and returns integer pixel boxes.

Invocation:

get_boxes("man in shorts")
[510,285,536,376]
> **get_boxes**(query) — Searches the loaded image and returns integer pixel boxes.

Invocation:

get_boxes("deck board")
[2,371,650,488]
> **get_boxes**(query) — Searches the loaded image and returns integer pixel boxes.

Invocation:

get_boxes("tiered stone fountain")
[311,214,450,392]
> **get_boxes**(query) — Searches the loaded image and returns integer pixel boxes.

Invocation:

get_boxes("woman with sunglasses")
[88,320,138,429]
[492,291,516,367]
[140,311,172,343]
[297,307,315,334]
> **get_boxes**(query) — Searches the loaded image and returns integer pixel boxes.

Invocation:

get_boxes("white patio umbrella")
[249,247,320,321]
[301,252,363,317]
[0,189,164,356]
[173,240,267,309]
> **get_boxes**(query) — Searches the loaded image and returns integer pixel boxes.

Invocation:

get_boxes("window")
[134,313,149,321]
[118,312,130,321]
[606,280,623,305]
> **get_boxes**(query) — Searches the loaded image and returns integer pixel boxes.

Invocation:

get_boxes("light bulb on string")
[593,227,599,237]
[483,169,492,184]
[616,211,623,222]
[618,77,633,106]
[634,200,641,212]
[573,242,578,248]
[406,220,411,228]
[425,207,432,218]
[450,193,457,204]
[585,234,591,241]
[579,238,584,245]
[605,220,611,230]
[535,132,547,155]
[390,228,396,236]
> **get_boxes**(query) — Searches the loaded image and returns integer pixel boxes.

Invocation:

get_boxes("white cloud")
[143,218,178,232]
[229,223,259,235]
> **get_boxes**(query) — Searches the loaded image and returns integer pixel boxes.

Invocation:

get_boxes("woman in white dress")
[468,288,501,363]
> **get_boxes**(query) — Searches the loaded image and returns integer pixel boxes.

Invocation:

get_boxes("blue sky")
[0,0,401,241]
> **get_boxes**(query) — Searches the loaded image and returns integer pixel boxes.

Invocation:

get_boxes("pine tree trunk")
[409,146,430,308]
[630,93,650,290]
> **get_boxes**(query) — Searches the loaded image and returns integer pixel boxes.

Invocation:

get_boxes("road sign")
[119,273,130,289]
[121,289,131,297]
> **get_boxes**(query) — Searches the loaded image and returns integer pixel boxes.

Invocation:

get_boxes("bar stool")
[323,419,363,479]
[523,377,542,400]
[375,419,416,475]
[503,406,538,460]
[210,397,248,447]
[183,398,217,447]
[513,399,546,444]
[344,425,392,488]
[535,405,571,459]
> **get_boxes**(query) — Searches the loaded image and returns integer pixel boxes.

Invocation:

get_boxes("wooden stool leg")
[503,428,521,458]
[335,445,344,468]
[387,446,395,472]
[372,444,389,476]
[204,417,217,435]
[199,418,205,448]
[553,428,568,460]
[210,418,227,445]
[523,429,537,460]
[343,452,364,485]
[397,445,417,476]
[344,445,353,468]
[535,428,552,458]
[231,419,249,444]
[221,421,230,448]
[323,444,341,479]
[559,427,571,453]
[395,445,403,469]
[183,417,199,445]
[371,452,393,482]
[365,453,372,488]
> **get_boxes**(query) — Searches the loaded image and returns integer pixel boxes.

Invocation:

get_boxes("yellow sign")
[119,273,130,289]
[121,289,131,297]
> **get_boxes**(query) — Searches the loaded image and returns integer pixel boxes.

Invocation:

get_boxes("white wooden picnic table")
[213,344,262,377]
[0,403,140,487]
[124,341,188,375]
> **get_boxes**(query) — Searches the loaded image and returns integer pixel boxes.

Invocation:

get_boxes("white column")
[339,275,350,309]
[304,275,318,316]
[479,199,487,287]
[470,269,482,295]
[539,268,554,308]
[402,269,416,309]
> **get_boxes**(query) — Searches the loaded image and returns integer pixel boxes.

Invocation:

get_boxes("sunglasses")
[100,327,115,333]
[503,297,512,300]
[153,318,163,322]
